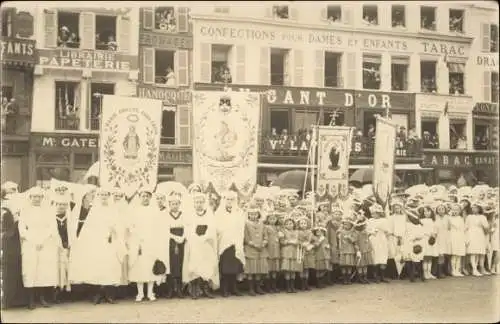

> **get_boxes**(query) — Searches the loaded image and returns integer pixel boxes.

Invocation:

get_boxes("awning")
[447,62,465,73]
[349,164,433,170]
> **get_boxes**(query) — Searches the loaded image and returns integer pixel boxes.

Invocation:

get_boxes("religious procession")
[1,177,499,310]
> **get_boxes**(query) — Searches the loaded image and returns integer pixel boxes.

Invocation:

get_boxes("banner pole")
[311,124,317,226]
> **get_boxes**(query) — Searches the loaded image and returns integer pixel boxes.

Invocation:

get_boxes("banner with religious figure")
[192,90,260,196]
[373,116,397,207]
[99,95,163,197]
[316,126,353,198]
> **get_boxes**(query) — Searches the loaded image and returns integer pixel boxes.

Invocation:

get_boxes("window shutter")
[260,47,270,84]
[481,23,490,52]
[177,104,191,146]
[117,16,130,53]
[483,71,491,102]
[337,55,343,87]
[80,12,95,50]
[293,49,304,87]
[143,7,154,30]
[199,43,211,83]
[314,50,324,87]
[346,52,356,88]
[175,50,189,86]
[235,45,246,83]
[344,7,352,24]
[320,7,327,20]
[284,51,290,86]
[289,7,298,20]
[177,7,189,33]
[143,48,155,84]
[44,10,57,48]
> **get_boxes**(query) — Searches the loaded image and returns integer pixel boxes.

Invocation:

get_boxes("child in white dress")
[465,202,490,276]
[448,203,465,277]
[420,205,437,279]
[434,202,451,278]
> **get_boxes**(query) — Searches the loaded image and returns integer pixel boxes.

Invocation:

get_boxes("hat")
[390,198,404,208]
[290,209,305,219]
[192,192,207,201]
[188,183,203,193]
[2,181,18,191]
[331,207,343,215]
[61,26,69,32]
[282,217,296,226]
[354,218,367,229]
[167,193,182,202]
[27,186,45,198]
[95,188,111,197]
[369,203,384,215]
[52,192,71,204]
[313,226,327,233]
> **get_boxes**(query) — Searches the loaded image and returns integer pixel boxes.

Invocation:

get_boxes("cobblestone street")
[3,276,499,323]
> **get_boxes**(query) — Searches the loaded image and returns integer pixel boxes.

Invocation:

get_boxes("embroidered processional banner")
[99,95,163,197]
[316,126,353,197]
[193,91,260,196]
[373,116,397,207]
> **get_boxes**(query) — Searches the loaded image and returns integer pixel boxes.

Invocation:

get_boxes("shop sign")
[354,91,412,110]
[37,49,136,71]
[421,41,468,57]
[422,152,499,168]
[31,133,99,149]
[137,85,192,106]
[475,54,498,68]
[139,32,193,49]
[1,37,36,63]
[159,149,192,164]
[473,102,498,116]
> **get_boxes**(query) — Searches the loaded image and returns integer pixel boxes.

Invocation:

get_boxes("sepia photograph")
[0,1,499,323]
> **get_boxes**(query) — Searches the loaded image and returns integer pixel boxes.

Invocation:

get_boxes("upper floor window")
[95,15,117,51]
[448,63,465,95]
[474,123,491,150]
[421,61,437,93]
[324,52,342,88]
[391,57,409,91]
[161,106,176,145]
[492,72,499,103]
[270,48,290,86]
[450,121,467,150]
[1,9,12,37]
[449,9,464,33]
[142,48,189,87]
[421,120,439,148]
[155,7,176,32]
[327,5,341,23]
[490,25,499,52]
[55,81,80,131]
[90,83,114,130]
[211,45,233,84]
[273,5,289,19]
[392,5,405,28]
[57,12,80,48]
[362,5,378,26]
[362,55,381,90]
[421,6,436,31]
[155,50,175,85]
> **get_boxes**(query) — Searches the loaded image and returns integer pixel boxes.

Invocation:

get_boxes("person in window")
[456,135,467,150]
[166,9,176,32]
[367,124,375,139]
[363,15,372,26]
[221,66,232,84]
[279,129,289,142]
[397,126,407,143]
[107,35,117,51]
[328,14,340,23]
[165,67,176,86]
[422,131,433,148]
[68,33,79,48]
[480,134,489,149]
[449,15,463,32]
[58,26,70,47]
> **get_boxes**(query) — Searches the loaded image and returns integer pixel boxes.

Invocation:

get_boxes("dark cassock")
[216,191,245,297]
[52,193,72,303]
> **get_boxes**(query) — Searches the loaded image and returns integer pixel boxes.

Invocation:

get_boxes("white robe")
[367,217,390,265]
[183,209,219,288]
[128,204,167,283]
[18,205,59,288]
[403,223,426,262]
[216,206,246,268]
[387,213,406,259]
[68,203,125,285]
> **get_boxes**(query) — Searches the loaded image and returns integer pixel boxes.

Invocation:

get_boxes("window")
[392,5,405,28]
[474,124,490,150]
[95,15,117,51]
[295,110,318,134]
[1,9,12,37]
[363,112,379,138]
[273,5,289,19]
[491,25,499,52]
[323,110,345,126]
[211,45,233,84]
[327,5,341,23]
[362,5,378,26]
[155,7,176,32]
[270,110,290,136]
[448,63,465,95]
[154,49,175,85]
[214,6,230,14]
[270,48,289,86]
[57,12,80,48]
[90,83,114,130]
[363,55,381,90]
[421,61,437,93]
[325,52,342,88]
[161,107,176,145]
[421,7,436,31]
[391,57,409,91]
[492,72,499,103]
[421,120,439,148]
[449,9,464,33]
[55,81,80,130]
[449,121,467,150]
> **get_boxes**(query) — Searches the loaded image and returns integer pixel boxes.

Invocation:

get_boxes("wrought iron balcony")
[55,116,80,131]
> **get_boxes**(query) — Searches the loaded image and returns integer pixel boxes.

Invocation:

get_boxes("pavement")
[2,276,499,323]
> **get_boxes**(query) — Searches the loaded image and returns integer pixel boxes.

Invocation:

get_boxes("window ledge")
[153,83,178,88]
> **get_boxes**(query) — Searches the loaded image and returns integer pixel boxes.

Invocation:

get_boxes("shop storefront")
[1,23,36,190]
[422,150,499,186]
[472,102,498,150]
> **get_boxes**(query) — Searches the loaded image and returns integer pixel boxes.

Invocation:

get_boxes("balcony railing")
[260,132,423,158]
[55,116,80,131]
[90,117,100,131]
[161,136,176,145]
[1,114,31,136]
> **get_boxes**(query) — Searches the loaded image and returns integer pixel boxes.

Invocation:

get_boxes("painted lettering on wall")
[423,153,498,168]
[0,37,36,63]
[38,49,134,71]
[137,86,192,106]
[476,55,498,68]
[421,42,466,56]
[35,135,99,149]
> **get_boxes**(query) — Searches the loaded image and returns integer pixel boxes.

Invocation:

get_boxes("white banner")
[373,117,397,206]
[192,91,260,195]
[316,126,353,198]
[99,95,163,197]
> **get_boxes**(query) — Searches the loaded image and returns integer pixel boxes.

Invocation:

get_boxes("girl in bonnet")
[465,202,490,276]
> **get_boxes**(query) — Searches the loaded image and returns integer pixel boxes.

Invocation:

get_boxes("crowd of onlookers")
[212,64,233,84]
[155,8,176,32]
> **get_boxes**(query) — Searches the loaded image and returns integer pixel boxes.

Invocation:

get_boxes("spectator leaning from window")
[58,26,70,47]
[221,66,232,84]
[107,35,117,51]
[457,135,467,150]
[165,67,176,86]
[367,124,375,139]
